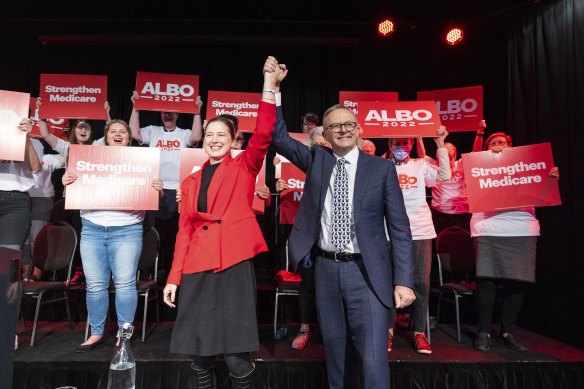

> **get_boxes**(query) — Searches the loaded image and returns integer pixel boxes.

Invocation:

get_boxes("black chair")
[273,240,301,339]
[21,221,77,346]
[435,226,476,342]
[84,227,160,342]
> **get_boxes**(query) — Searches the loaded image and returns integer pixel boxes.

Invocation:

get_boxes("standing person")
[162,57,282,389]
[417,120,487,233]
[22,139,66,280]
[272,97,415,387]
[129,93,204,276]
[382,133,450,354]
[274,126,330,350]
[62,119,163,352]
[472,132,559,352]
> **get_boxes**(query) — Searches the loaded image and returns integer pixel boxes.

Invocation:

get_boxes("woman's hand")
[17,118,33,134]
[434,126,449,148]
[131,91,140,109]
[176,188,182,203]
[62,170,78,186]
[254,185,270,200]
[152,179,164,198]
[273,156,281,166]
[275,178,289,193]
[163,284,178,308]
[549,166,560,180]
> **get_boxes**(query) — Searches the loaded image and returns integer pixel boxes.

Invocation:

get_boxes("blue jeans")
[80,219,143,336]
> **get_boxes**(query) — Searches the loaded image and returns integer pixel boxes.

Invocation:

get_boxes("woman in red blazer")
[163,57,284,389]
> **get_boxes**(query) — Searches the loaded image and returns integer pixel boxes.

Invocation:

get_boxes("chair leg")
[454,293,461,342]
[154,288,160,324]
[142,292,149,342]
[30,292,45,347]
[436,291,443,325]
[426,304,431,344]
[84,317,90,341]
[273,290,280,338]
[20,309,27,331]
[64,291,73,330]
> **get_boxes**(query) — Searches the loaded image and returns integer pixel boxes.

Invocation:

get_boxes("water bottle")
[107,323,136,389]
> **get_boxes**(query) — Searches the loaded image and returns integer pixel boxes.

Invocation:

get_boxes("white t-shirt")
[53,138,102,159]
[81,210,145,227]
[392,157,439,240]
[140,125,193,190]
[0,160,35,192]
[30,154,66,198]
[427,157,469,214]
[470,208,540,237]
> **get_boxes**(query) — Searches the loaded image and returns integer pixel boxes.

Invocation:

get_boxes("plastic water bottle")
[107,323,136,389]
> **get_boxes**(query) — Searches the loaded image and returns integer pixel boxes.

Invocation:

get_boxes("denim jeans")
[0,191,32,253]
[80,219,143,336]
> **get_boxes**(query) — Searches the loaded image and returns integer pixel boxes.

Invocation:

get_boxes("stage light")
[446,28,464,45]
[378,19,395,37]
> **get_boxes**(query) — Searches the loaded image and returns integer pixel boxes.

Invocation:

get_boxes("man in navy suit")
[270,73,415,389]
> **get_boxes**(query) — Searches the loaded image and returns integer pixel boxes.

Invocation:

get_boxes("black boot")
[230,364,256,389]
[191,364,216,389]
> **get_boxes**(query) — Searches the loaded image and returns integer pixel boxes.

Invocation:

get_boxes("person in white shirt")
[22,139,66,280]
[382,128,450,355]
[62,119,163,352]
[471,132,559,353]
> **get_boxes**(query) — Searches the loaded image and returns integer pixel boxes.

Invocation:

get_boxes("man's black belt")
[321,250,362,262]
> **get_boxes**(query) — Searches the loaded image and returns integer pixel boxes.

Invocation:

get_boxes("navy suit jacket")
[272,107,414,308]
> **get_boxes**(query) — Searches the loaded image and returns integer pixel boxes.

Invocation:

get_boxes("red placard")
[339,91,399,116]
[29,98,69,140]
[134,71,200,114]
[179,148,266,215]
[357,101,442,138]
[462,143,561,213]
[0,90,30,161]
[65,145,160,210]
[417,86,483,132]
[206,91,261,133]
[278,159,306,224]
[39,74,108,120]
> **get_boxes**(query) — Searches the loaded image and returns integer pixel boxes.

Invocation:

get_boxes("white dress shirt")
[319,145,361,253]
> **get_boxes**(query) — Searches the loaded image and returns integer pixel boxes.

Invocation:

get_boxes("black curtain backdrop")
[508,0,584,348]
[1,0,582,348]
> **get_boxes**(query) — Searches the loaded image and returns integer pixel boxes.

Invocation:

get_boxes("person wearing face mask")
[471,132,559,353]
[382,129,450,355]
[62,119,163,352]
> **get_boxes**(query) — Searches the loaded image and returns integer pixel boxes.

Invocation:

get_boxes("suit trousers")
[314,253,390,389]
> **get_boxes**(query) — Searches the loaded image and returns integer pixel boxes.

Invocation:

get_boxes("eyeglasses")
[325,121,358,133]
[489,140,508,147]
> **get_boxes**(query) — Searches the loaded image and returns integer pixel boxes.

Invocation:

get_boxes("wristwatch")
[263,87,277,94]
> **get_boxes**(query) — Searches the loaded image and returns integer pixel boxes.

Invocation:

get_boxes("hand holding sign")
[434,126,449,148]
[18,118,33,134]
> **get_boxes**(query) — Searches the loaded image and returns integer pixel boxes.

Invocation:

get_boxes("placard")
[65,145,160,210]
[278,158,306,224]
[339,91,399,116]
[462,143,561,212]
[0,90,30,161]
[206,91,261,133]
[29,98,69,140]
[417,86,483,132]
[39,74,108,120]
[357,101,442,138]
[134,71,200,113]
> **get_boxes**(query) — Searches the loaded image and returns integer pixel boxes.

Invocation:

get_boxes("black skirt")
[170,260,259,356]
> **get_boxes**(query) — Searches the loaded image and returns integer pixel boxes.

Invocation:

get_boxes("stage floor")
[13,321,584,389]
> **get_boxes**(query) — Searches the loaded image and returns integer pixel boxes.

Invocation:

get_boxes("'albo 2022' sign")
[417,86,483,132]
[134,72,200,114]
[356,101,442,138]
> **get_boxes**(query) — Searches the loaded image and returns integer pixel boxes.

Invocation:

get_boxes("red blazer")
[167,101,276,285]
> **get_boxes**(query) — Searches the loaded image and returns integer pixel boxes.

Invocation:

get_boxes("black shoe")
[190,364,216,389]
[230,364,256,389]
[75,337,105,353]
[474,332,491,351]
[501,332,528,352]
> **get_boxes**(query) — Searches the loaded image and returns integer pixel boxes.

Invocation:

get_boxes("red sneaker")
[291,330,310,350]
[414,333,432,355]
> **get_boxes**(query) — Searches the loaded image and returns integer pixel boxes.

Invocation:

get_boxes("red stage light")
[446,28,464,45]
[378,19,395,37]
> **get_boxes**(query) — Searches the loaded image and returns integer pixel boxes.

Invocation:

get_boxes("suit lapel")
[319,149,336,212]
[353,151,370,223]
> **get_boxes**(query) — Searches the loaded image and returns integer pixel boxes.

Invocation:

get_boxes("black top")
[197,162,221,213]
